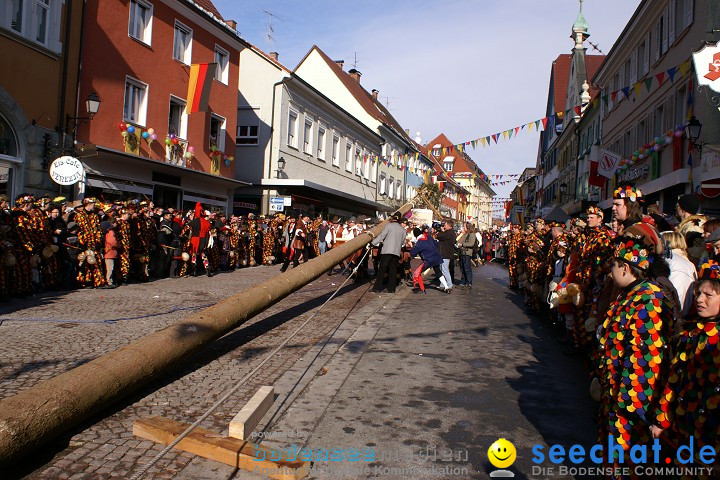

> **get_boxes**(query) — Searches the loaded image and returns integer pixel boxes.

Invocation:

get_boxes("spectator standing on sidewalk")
[102,219,118,288]
[458,222,478,288]
[436,220,456,293]
[371,213,407,293]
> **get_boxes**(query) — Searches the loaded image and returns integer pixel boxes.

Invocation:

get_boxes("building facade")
[75,0,247,211]
[0,0,82,198]
[594,0,720,213]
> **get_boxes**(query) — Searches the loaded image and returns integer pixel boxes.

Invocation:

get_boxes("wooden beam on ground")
[229,385,275,441]
[133,416,309,480]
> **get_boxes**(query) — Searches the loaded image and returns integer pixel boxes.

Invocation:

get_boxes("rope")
[130,246,374,480]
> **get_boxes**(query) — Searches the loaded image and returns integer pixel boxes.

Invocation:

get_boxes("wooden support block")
[229,385,275,440]
[133,416,309,480]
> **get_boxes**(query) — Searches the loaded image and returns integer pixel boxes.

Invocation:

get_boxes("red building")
[75,0,247,211]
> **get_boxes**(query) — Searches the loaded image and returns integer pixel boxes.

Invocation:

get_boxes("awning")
[91,146,250,189]
[86,176,154,196]
[260,178,392,212]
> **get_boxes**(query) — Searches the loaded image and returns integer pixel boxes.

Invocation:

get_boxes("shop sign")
[269,197,285,212]
[701,145,720,176]
[693,41,720,94]
[233,201,257,210]
[49,156,84,185]
[618,164,649,183]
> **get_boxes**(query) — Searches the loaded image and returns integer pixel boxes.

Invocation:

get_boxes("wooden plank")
[133,416,310,480]
[229,385,275,440]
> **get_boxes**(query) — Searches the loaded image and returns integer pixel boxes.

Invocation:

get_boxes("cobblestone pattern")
[1,265,372,479]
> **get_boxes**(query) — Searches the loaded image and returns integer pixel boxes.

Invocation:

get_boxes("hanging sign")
[49,156,84,186]
[693,41,720,94]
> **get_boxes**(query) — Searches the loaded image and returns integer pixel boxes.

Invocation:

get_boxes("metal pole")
[0,202,414,466]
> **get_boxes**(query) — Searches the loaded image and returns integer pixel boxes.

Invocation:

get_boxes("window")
[637,118,646,149]
[34,0,49,45]
[653,103,664,138]
[388,176,395,198]
[675,84,687,126]
[10,0,23,33]
[317,126,326,160]
[624,129,632,158]
[637,41,646,78]
[303,117,313,154]
[209,113,226,151]
[168,96,187,139]
[331,135,339,166]
[674,0,694,38]
[123,76,148,125]
[214,45,229,84]
[396,180,402,200]
[236,125,258,146]
[443,157,454,172]
[173,20,192,64]
[345,141,352,172]
[370,153,377,182]
[0,114,19,157]
[623,57,632,86]
[287,109,298,148]
[129,0,152,45]
[379,173,386,195]
[355,147,362,176]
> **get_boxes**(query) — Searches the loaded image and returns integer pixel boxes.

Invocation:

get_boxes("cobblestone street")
[2,265,375,479]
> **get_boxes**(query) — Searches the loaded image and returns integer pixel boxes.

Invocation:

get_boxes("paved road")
[3,262,598,479]
[2,264,375,479]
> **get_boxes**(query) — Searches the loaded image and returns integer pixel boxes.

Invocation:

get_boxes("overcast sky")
[214,0,642,209]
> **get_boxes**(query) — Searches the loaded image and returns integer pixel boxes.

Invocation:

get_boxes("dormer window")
[443,156,454,172]
[432,144,441,157]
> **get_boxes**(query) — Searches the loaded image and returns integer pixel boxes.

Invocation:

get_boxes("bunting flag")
[428,59,693,165]
[186,63,217,114]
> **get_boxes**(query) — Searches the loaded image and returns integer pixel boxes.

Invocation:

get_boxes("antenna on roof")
[587,40,604,54]
[380,96,397,110]
[262,10,283,52]
[351,52,361,70]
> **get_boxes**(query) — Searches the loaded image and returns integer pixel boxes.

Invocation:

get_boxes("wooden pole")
[0,202,415,466]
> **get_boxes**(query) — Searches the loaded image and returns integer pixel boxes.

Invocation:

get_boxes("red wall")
[78,0,238,179]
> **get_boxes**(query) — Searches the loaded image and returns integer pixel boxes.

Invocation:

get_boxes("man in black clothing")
[436,220,456,292]
[156,210,175,277]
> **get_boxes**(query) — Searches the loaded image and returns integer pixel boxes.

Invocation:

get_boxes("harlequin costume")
[30,203,59,289]
[10,195,35,295]
[74,198,107,288]
[597,238,670,475]
[116,210,131,284]
[653,261,720,474]
[507,227,523,288]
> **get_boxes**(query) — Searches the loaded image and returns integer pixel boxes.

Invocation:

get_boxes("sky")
[213,0,642,213]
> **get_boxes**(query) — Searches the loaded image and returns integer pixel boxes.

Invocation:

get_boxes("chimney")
[225,19,237,30]
[268,52,279,62]
[335,59,344,69]
[372,89,379,101]
[348,68,362,84]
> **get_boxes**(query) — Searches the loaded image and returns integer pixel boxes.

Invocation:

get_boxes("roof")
[551,54,573,113]
[584,55,605,98]
[297,46,416,147]
[191,0,223,20]
[423,133,496,196]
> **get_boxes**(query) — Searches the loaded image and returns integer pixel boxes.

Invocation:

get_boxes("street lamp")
[559,182,572,202]
[685,116,702,150]
[66,92,101,133]
[276,156,286,179]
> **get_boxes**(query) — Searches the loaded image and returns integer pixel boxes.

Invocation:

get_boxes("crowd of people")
[507,185,719,477]
[0,193,506,299]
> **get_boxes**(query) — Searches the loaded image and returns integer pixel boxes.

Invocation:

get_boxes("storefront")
[0,113,24,200]
[259,178,392,219]
[80,146,248,213]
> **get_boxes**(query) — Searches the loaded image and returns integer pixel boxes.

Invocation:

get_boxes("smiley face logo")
[488,438,516,469]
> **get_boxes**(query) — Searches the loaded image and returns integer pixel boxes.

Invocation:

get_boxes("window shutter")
[630,50,637,84]
[661,14,669,54]
[668,1,676,45]
[655,21,661,62]
[686,0,694,27]
[644,33,650,73]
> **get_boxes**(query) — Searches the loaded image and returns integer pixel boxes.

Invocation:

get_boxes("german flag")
[186,63,217,114]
